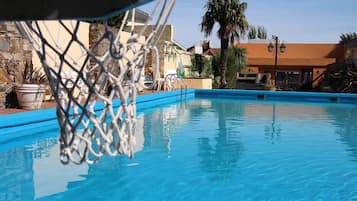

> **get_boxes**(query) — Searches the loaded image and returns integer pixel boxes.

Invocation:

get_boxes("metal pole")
[274,36,278,87]
[272,103,276,136]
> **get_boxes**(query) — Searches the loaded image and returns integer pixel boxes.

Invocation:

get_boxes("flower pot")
[15,84,46,110]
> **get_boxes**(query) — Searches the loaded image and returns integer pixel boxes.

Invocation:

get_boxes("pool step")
[329,97,340,103]
[256,94,267,100]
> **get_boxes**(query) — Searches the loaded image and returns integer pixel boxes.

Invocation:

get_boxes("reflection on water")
[1,99,357,200]
[31,143,88,199]
[0,148,34,201]
[325,106,357,161]
[141,102,190,153]
[0,138,89,201]
[263,104,282,144]
[197,100,244,181]
[0,102,191,200]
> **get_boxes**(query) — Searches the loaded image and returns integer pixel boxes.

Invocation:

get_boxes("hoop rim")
[0,0,154,21]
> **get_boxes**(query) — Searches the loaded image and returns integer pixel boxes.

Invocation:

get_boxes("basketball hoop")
[1,0,176,164]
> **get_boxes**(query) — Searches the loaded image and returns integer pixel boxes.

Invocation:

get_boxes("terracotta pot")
[15,84,46,110]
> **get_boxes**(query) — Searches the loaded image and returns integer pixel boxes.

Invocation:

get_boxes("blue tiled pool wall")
[0,89,356,144]
[136,89,195,111]
[195,89,357,104]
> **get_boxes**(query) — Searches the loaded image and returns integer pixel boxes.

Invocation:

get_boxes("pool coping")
[195,89,357,103]
[0,89,195,138]
[0,89,356,138]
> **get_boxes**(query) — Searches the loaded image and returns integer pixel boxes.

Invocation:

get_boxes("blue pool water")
[1,97,357,200]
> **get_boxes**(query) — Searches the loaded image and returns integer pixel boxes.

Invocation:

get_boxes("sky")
[141,0,357,48]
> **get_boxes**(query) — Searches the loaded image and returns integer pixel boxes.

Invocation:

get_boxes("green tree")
[257,26,267,39]
[248,26,257,39]
[191,55,213,78]
[248,25,267,40]
[201,0,249,88]
[212,46,247,88]
[319,59,357,93]
[339,32,357,44]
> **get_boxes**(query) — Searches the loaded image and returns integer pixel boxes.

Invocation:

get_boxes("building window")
[303,71,312,83]
[276,71,301,89]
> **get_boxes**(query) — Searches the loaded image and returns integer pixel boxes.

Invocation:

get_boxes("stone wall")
[89,23,149,77]
[89,23,122,78]
[0,91,5,109]
[89,23,112,57]
[129,25,174,78]
[0,22,32,83]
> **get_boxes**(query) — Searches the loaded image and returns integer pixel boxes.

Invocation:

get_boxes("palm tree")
[201,0,249,88]
[339,32,357,44]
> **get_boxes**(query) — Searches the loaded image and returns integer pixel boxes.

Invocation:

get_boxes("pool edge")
[0,89,195,140]
[0,89,356,140]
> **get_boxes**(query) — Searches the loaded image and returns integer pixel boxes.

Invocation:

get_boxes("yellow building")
[131,24,192,80]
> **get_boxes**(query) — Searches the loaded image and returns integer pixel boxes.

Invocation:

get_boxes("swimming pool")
[1,90,357,200]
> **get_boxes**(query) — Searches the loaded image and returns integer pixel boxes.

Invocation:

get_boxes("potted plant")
[15,62,47,110]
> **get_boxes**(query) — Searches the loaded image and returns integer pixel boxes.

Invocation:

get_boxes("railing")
[164,74,187,91]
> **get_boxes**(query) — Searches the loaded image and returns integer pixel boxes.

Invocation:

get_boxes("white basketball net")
[15,0,175,164]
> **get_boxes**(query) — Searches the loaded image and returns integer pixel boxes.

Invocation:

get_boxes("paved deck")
[0,89,158,115]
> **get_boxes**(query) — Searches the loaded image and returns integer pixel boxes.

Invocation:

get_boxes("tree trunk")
[220,37,229,88]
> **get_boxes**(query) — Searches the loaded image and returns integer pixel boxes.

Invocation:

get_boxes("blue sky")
[142,0,357,48]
